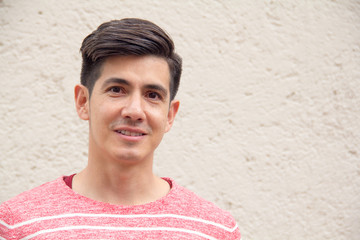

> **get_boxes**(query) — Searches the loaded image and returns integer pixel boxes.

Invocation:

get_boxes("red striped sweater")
[0,177,241,239]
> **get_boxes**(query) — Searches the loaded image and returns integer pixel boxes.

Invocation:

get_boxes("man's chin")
[113,151,145,163]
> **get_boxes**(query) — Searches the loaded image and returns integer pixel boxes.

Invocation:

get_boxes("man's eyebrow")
[102,77,168,97]
[102,78,130,88]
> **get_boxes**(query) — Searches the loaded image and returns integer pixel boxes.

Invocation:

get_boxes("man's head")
[80,18,182,101]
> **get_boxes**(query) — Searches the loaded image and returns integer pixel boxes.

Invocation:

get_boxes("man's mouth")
[116,130,145,137]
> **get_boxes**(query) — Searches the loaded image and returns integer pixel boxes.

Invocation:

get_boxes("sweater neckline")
[59,175,177,209]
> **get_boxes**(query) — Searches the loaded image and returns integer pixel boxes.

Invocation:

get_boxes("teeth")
[119,130,143,136]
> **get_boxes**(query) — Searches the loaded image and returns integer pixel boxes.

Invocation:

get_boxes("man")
[0,18,241,239]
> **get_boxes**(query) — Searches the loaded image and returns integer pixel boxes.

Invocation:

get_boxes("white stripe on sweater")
[20,225,219,240]
[0,213,238,232]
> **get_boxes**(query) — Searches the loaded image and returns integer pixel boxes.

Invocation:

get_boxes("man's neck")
[72,159,170,206]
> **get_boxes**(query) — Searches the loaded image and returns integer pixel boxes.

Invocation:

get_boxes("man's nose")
[121,93,146,121]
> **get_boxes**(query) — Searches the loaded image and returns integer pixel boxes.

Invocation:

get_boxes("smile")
[116,130,145,137]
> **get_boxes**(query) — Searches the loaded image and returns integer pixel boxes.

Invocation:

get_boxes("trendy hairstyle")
[80,18,182,101]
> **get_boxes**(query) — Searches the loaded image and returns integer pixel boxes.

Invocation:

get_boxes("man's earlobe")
[165,100,180,132]
[74,84,90,120]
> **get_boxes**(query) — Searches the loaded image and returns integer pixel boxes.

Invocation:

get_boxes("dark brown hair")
[80,18,182,100]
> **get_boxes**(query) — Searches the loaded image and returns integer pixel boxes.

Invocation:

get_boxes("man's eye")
[109,87,123,93]
[147,92,161,100]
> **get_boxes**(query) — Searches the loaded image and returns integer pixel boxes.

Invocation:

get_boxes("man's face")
[75,55,179,164]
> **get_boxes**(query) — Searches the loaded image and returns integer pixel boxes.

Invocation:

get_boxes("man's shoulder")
[0,177,66,222]
[169,180,238,224]
[1,177,63,206]
[171,180,229,209]
[165,179,241,239]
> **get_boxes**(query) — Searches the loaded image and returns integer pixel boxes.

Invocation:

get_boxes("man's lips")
[113,126,147,137]
[115,130,146,137]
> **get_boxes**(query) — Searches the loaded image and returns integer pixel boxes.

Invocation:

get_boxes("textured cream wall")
[1,0,359,239]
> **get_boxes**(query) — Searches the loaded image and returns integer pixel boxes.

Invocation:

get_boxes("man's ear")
[74,84,90,120]
[165,100,180,132]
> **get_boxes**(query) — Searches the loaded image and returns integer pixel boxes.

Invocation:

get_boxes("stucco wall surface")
[0,0,359,239]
